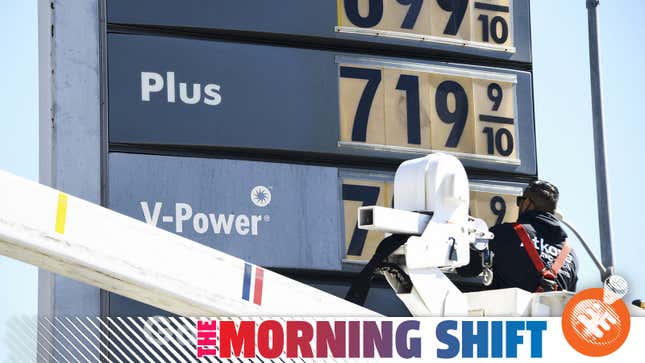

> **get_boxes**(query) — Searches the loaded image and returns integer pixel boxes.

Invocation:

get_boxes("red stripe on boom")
[253,267,264,305]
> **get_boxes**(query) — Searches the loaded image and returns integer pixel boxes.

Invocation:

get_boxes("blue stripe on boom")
[242,263,252,301]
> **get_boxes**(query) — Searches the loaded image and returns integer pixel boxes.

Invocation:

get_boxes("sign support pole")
[586,0,614,279]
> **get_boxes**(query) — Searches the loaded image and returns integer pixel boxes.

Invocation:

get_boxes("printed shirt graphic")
[521,225,577,291]
[528,233,574,269]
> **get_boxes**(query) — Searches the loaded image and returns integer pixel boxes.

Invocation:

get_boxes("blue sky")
[531,1,645,297]
[0,1,38,360]
[0,1,643,357]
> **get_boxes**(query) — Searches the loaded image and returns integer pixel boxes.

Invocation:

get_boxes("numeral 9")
[436,80,468,147]
[487,83,503,111]
[397,0,423,29]
[490,196,506,225]
[437,0,468,35]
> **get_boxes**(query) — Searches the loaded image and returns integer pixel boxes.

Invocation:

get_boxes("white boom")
[0,170,378,317]
[3,155,642,319]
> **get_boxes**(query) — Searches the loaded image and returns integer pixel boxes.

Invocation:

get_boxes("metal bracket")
[481,248,494,286]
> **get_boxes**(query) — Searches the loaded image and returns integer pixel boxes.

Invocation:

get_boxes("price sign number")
[339,62,517,162]
[474,80,516,159]
[343,179,520,262]
[470,189,519,227]
[429,76,475,153]
[339,0,514,51]
[340,0,432,35]
[342,180,393,261]
[472,1,513,47]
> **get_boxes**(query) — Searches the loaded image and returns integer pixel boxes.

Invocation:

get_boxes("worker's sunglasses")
[516,196,526,207]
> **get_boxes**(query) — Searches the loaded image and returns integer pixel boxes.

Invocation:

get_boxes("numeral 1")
[396,74,421,144]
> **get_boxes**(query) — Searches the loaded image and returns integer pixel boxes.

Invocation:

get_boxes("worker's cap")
[519,180,559,212]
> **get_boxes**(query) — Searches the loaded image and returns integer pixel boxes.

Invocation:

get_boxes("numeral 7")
[343,184,381,256]
[340,67,382,142]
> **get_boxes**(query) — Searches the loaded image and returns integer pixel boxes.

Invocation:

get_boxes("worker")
[458,180,578,292]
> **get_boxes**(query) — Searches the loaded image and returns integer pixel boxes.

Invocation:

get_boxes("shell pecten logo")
[251,186,272,207]
[562,275,631,357]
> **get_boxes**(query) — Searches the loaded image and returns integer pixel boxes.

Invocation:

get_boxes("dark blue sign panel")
[108,152,343,270]
[108,33,536,175]
[106,0,532,63]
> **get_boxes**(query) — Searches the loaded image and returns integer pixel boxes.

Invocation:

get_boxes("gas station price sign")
[108,34,535,174]
[337,0,515,53]
[339,57,519,164]
[341,176,523,263]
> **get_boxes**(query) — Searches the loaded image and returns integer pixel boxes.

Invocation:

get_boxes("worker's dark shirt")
[458,210,578,292]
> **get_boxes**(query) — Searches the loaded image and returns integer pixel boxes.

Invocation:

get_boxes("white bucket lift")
[358,153,574,316]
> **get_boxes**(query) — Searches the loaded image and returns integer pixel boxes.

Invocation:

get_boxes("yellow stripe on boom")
[55,193,68,234]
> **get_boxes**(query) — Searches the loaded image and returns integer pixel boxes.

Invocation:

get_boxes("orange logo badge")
[562,286,630,356]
